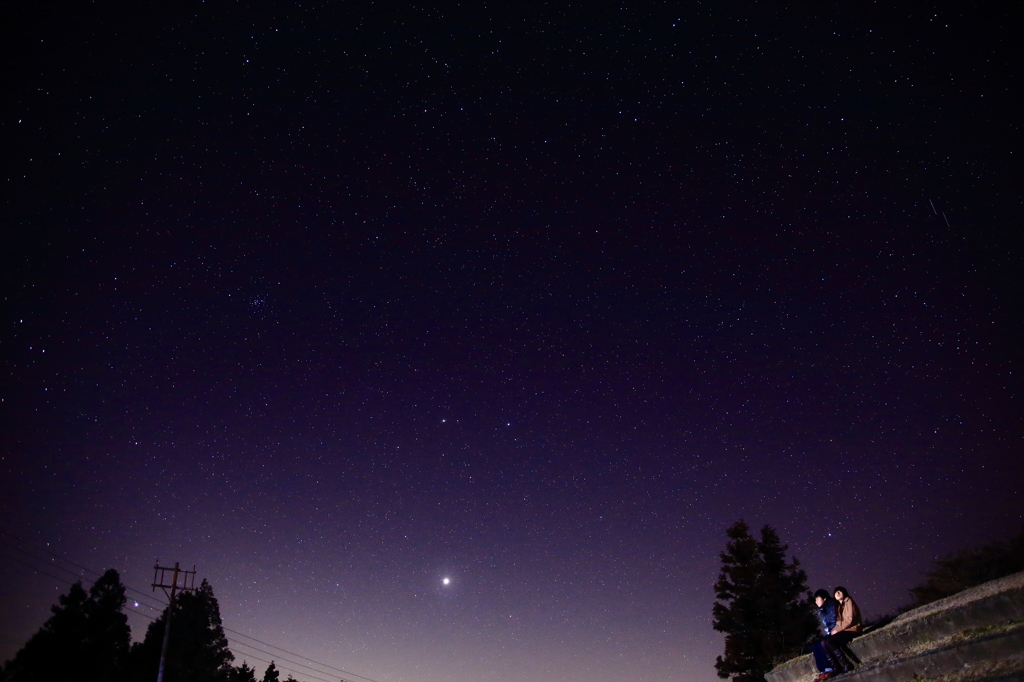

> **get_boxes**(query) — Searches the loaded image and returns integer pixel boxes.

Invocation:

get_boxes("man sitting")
[811,589,838,681]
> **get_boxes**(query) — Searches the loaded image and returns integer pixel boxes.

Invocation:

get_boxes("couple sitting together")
[811,586,861,681]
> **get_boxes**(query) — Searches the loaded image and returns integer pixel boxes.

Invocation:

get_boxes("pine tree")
[261,663,280,682]
[2,582,90,682]
[127,579,234,682]
[2,569,131,682]
[712,521,817,682]
[755,527,818,663]
[712,520,763,682]
[229,663,258,682]
[81,569,132,682]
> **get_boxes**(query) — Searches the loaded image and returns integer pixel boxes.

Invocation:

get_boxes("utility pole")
[152,561,197,682]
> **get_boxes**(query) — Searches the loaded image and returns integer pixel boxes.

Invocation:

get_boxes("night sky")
[1,2,1021,682]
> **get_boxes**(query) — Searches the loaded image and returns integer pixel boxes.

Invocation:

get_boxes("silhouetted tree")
[713,521,817,682]
[3,582,89,682]
[128,579,234,682]
[755,527,819,659]
[261,663,280,682]
[908,526,1024,608]
[229,663,258,682]
[2,569,130,682]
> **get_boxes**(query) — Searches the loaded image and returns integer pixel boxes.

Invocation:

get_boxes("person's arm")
[824,602,837,633]
[847,598,862,632]
[832,600,853,634]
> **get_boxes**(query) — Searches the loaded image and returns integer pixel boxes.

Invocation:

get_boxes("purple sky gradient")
[2,2,1021,681]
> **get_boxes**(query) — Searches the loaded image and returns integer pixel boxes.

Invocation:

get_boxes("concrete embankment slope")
[766,571,1024,682]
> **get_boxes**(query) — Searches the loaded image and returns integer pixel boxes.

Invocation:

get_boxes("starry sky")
[1,2,1021,682]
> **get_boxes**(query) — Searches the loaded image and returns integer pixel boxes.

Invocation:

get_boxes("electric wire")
[0,551,88,587]
[0,534,172,614]
[0,530,381,682]
[2,543,363,682]
[1,529,369,676]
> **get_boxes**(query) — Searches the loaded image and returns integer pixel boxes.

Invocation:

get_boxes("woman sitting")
[823,585,862,673]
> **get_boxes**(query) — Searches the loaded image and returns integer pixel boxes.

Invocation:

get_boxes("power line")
[0,536,170,614]
[0,530,382,682]
[0,567,332,682]
[0,548,336,682]
[0,529,104,579]
[0,569,351,682]
[222,626,379,682]
[0,546,168,621]
[0,551,82,588]
[1,530,370,677]
[224,640,337,682]
[1,547,370,682]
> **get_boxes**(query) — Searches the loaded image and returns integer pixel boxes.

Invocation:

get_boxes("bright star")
[443,577,450,585]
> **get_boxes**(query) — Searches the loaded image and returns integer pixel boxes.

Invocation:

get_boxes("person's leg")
[812,640,832,673]
[824,633,855,672]
[821,640,844,673]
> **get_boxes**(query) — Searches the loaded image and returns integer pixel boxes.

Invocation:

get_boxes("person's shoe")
[814,673,833,682]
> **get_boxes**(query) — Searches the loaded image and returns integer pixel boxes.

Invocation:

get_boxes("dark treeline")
[6,527,1023,682]
[905,526,1024,610]
[0,571,296,682]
